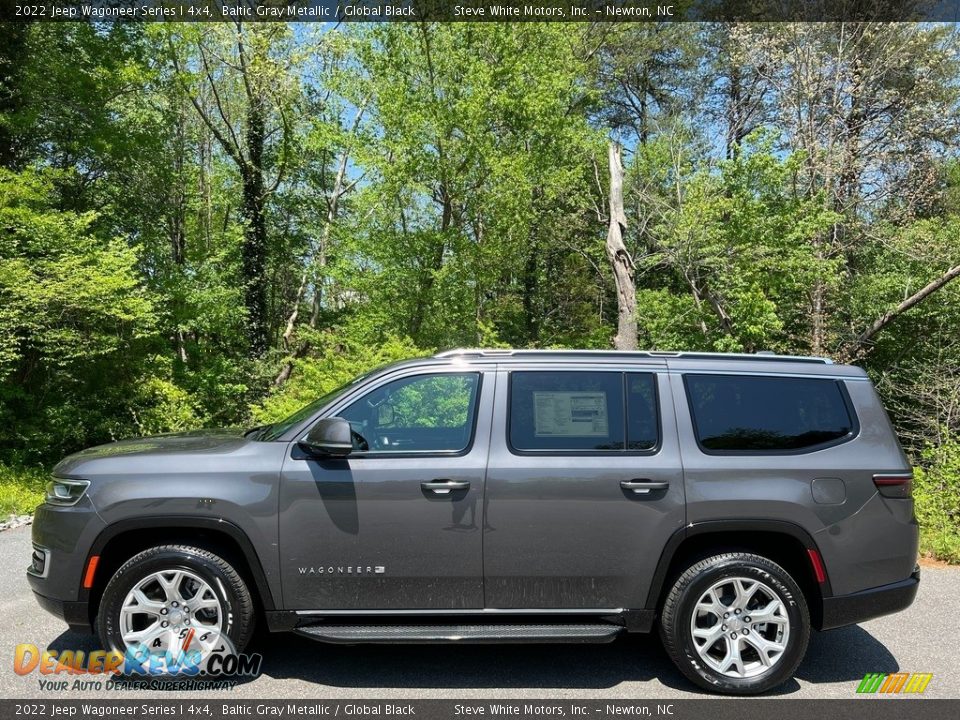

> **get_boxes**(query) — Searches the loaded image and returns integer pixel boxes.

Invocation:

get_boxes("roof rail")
[433,348,833,364]
[434,348,515,358]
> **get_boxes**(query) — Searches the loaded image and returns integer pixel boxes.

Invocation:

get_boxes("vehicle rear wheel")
[659,552,810,695]
[97,545,255,673]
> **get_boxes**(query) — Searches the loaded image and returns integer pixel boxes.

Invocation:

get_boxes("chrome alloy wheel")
[689,576,790,679]
[119,569,224,660]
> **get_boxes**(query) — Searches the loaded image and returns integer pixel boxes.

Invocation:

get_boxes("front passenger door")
[279,371,492,610]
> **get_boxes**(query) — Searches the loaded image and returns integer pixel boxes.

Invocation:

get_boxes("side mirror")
[300,417,353,457]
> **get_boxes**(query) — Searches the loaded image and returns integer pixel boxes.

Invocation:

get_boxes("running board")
[294,623,624,644]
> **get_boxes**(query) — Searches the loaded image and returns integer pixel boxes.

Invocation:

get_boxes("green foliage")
[914,438,960,564]
[346,23,604,349]
[0,168,161,460]
[359,375,476,430]
[632,131,840,353]
[0,463,46,517]
[251,327,423,425]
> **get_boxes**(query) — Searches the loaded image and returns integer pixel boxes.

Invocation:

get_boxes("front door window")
[339,373,480,454]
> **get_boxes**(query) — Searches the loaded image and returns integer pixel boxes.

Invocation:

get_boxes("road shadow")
[43,622,899,696]
[249,623,899,695]
[796,625,899,682]
[47,630,100,654]
[249,631,677,690]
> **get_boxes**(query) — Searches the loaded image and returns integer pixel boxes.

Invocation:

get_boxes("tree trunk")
[523,240,540,344]
[241,95,269,358]
[0,24,28,170]
[410,187,451,340]
[810,234,828,355]
[170,104,188,364]
[726,62,743,160]
[605,141,637,351]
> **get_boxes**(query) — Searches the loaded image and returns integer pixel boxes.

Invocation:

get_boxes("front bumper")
[31,590,92,634]
[26,499,106,635]
[819,565,920,630]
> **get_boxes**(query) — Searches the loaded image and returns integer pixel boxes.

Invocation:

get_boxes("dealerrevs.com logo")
[13,641,262,691]
[856,672,934,694]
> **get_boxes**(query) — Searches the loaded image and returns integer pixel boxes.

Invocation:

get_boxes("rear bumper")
[819,566,920,631]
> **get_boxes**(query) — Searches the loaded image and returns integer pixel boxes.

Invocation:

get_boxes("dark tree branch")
[839,263,960,363]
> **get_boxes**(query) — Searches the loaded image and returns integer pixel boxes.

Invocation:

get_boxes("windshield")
[258,370,379,441]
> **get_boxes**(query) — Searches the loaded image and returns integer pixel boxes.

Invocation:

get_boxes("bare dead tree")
[605,141,637,351]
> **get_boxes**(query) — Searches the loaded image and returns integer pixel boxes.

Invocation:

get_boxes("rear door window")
[509,371,660,453]
[684,374,856,453]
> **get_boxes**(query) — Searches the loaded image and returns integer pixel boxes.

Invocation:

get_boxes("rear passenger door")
[483,365,686,609]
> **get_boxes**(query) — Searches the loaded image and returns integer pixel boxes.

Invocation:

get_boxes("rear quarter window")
[684,374,857,454]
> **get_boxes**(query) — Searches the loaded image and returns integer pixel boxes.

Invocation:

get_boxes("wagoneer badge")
[298,565,386,575]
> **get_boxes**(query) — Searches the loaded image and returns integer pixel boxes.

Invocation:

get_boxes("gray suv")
[28,349,919,694]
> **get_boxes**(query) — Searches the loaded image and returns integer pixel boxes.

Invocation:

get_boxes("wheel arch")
[82,516,276,628]
[646,520,831,629]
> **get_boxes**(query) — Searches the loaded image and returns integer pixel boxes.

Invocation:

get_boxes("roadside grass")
[917,505,960,565]
[0,463,46,518]
[914,444,960,565]
[919,532,960,565]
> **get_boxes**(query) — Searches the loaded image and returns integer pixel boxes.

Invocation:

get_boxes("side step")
[294,623,624,644]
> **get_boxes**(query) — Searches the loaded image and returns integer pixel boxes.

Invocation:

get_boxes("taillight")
[873,473,913,499]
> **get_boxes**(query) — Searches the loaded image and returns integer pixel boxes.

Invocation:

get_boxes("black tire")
[97,545,255,667]
[659,552,810,695]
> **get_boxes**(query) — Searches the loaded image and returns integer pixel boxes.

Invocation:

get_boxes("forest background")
[1,20,958,560]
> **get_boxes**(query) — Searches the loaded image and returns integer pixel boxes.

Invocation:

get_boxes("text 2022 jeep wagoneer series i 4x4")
[28,349,920,694]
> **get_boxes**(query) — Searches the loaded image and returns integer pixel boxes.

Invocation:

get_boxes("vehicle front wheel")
[97,545,255,673]
[659,552,810,695]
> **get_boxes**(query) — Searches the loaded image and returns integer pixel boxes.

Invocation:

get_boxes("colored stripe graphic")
[857,673,886,693]
[903,673,934,694]
[880,672,909,693]
[857,672,933,694]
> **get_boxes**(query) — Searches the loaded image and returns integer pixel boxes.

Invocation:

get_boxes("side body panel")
[483,364,686,609]
[672,367,916,596]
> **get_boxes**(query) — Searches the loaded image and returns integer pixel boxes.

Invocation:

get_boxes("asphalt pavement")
[1,524,957,700]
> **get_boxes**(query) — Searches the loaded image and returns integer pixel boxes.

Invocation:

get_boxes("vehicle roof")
[381,348,869,379]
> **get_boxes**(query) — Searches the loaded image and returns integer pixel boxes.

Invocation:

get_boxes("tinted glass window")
[510,372,626,451]
[627,373,659,450]
[339,373,479,453]
[685,374,854,452]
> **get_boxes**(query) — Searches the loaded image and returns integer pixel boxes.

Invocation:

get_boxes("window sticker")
[533,392,609,437]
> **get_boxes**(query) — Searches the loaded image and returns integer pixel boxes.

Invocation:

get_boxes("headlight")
[45,478,90,506]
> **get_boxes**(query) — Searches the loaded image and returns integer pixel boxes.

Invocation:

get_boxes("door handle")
[620,479,669,494]
[421,479,470,495]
